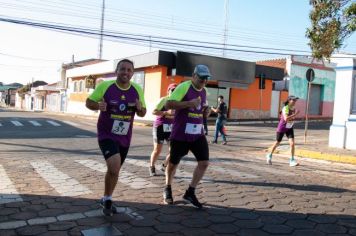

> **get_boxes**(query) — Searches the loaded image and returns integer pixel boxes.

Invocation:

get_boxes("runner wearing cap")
[149,83,177,176]
[266,95,300,167]
[163,64,211,209]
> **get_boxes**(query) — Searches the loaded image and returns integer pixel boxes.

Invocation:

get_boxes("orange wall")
[229,79,273,111]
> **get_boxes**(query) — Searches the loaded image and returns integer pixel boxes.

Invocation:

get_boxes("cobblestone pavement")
[0,110,356,235]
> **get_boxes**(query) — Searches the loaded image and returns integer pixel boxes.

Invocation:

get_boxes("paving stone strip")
[0,165,23,204]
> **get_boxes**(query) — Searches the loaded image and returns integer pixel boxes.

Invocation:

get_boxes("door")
[270,91,280,118]
[309,84,321,115]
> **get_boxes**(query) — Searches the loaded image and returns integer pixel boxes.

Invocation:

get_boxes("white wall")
[329,56,356,149]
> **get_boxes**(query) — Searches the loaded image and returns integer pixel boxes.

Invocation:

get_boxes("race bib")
[286,122,294,129]
[163,124,172,132]
[185,123,202,135]
[111,120,130,135]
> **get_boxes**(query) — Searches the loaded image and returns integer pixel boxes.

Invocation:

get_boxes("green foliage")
[306,0,356,59]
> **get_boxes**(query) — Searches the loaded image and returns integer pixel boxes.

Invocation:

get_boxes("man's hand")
[189,97,201,109]
[98,101,107,111]
[136,98,142,112]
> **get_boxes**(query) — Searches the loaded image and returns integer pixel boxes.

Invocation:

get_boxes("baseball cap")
[288,95,299,101]
[193,65,211,79]
[167,83,177,92]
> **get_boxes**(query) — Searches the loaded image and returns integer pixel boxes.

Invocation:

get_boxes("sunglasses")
[197,75,210,81]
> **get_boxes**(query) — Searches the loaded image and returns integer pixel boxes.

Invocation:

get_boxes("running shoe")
[163,187,173,205]
[149,166,156,176]
[210,141,217,144]
[266,153,272,165]
[289,159,299,167]
[222,141,227,145]
[100,198,117,216]
[183,190,203,209]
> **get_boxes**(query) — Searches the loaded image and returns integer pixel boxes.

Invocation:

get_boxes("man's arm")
[86,98,107,111]
[165,97,200,110]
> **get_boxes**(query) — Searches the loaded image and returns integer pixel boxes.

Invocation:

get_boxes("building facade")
[64,51,285,120]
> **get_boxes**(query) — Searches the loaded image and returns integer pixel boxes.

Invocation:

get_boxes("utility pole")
[222,0,229,57]
[98,0,105,59]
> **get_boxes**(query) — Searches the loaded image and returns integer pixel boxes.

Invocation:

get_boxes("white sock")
[102,195,112,201]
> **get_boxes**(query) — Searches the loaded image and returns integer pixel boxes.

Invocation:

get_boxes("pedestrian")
[149,83,177,176]
[85,59,146,216]
[266,95,299,167]
[211,95,228,145]
[163,64,211,209]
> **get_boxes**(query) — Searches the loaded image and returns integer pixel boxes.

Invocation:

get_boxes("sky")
[0,0,355,85]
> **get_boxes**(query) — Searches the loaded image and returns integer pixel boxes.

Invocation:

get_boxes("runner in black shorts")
[149,83,177,176]
[86,59,147,216]
[266,96,299,167]
[163,65,211,209]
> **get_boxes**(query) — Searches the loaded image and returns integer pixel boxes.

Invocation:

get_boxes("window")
[132,71,145,89]
[79,81,83,92]
[352,76,356,114]
[73,81,78,92]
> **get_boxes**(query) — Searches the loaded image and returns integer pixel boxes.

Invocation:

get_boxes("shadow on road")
[0,193,355,235]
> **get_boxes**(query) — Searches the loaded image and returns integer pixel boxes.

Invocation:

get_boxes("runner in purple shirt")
[266,96,299,167]
[86,59,146,216]
[149,83,177,176]
[163,65,211,209]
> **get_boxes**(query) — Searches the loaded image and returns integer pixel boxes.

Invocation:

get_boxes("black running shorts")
[98,139,129,163]
[169,135,209,165]
[153,125,171,144]
[276,129,294,142]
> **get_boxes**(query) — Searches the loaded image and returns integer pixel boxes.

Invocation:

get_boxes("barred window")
[351,76,356,114]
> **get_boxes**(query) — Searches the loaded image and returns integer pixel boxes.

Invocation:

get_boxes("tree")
[306,0,356,59]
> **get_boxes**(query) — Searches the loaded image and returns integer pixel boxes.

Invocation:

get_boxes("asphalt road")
[0,109,355,236]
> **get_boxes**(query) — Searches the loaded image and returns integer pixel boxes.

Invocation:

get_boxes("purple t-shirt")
[88,80,146,147]
[153,96,174,128]
[277,105,295,133]
[168,81,207,142]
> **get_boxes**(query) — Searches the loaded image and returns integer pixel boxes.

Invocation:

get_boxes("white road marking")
[11,121,23,126]
[46,120,61,126]
[125,158,213,183]
[31,161,91,196]
[0,165,23,204]
[182,160,260,179]
[62,120,79,126]
[75,159,158,189]
[29,120,41,126]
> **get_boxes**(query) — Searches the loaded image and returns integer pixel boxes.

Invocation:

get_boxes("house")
[258,56,336,119]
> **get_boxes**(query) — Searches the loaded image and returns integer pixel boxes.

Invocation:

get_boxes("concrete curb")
[275,149,356,165]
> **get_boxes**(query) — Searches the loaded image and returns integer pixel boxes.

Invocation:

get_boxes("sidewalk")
[259,121,356,165]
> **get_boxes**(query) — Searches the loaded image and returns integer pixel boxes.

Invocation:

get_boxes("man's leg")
[149,143,163,176]
[212,120,220,143]
[163,140,186,204]
[183,136,209,209]
[219,121,227,143]
[190,160,209,188]
[104,154,122,197]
